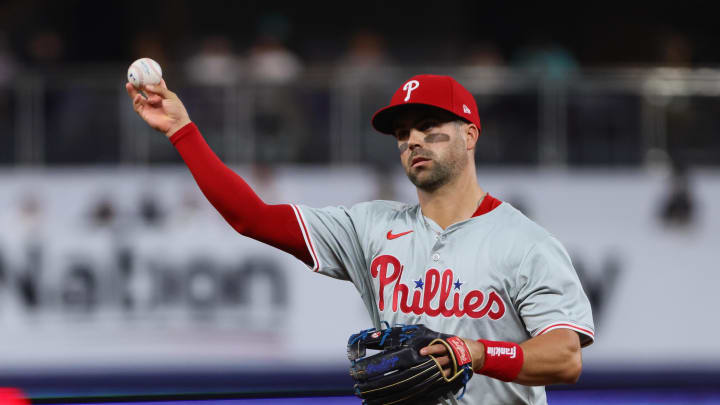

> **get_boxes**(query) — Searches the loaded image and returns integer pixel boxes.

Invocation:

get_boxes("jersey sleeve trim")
[291,205,320,272]
[535,321,595,347]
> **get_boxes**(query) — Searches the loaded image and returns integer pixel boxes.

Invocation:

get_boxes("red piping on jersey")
[293,205,320,271]
[170,123,313,266]
[472,193,502,217]
[538,323,595,337]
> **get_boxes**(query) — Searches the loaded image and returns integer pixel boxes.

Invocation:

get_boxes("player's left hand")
[348,324,475,405]
[421,338,485,375]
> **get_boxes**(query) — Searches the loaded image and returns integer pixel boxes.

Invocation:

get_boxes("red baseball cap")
[371,74,481,135]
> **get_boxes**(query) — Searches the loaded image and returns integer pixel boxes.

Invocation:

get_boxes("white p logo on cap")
[403,80,420,102]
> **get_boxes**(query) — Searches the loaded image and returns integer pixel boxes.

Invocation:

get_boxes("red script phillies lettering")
[370,255,505,319]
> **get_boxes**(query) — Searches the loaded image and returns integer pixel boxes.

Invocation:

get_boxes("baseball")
[127,57,162,88]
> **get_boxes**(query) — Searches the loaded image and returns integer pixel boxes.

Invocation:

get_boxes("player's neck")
[417,166,484,230]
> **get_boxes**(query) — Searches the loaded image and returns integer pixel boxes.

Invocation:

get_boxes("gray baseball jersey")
[291,196,594,405]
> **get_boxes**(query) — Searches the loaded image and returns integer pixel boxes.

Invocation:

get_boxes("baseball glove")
[347,323,473,405]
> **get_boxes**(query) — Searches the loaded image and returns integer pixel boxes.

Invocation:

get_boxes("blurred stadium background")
[1,1,720,404]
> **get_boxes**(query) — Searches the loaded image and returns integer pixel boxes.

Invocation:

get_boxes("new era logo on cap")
[371,74,481,135]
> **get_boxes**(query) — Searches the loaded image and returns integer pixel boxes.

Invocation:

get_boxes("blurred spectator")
[248,42,302,84]
[26,30,121,164]
[651,33,719,166]
[513,36,579,79]
[247,15,302,84]
[131,32,169,69]
[184,36,243,86]
[334,30,394,164]
[27,30,64,67]
[0,31,18,85]
[180,35,241,162]
[336,30,389,80]
[465,41,505,67]
[247,15,306,162]
[0,31,17,164]
[658,32,693,68]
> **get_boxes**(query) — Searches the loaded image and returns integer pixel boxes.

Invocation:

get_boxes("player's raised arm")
[125,79,312,266]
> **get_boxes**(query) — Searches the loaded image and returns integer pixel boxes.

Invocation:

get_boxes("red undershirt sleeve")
[169,122,313,266]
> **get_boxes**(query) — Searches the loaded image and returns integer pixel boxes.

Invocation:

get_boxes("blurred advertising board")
[0,166,718,372]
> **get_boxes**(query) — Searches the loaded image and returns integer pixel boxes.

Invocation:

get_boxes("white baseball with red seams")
[127,57,162,88]
[290,198,595,405]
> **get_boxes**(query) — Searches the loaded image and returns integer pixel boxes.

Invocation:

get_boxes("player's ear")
[464,123,480,151]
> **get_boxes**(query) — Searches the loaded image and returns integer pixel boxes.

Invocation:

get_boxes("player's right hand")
[125,79,191,138]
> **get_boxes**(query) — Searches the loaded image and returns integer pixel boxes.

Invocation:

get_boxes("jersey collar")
[419,193,503,233]
[471,193,502,218]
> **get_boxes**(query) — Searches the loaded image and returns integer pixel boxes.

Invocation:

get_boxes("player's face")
[392,108,469,192]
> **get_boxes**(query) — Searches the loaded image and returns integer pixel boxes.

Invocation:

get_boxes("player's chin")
[409,166,433,179]
[407,170,432,187]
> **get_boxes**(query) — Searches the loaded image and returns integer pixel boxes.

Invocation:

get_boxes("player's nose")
[407,128,425,150]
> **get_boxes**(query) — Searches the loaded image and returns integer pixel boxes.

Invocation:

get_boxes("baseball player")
[126,74,594,404]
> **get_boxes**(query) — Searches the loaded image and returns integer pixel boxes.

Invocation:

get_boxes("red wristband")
[477,339,524,382]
